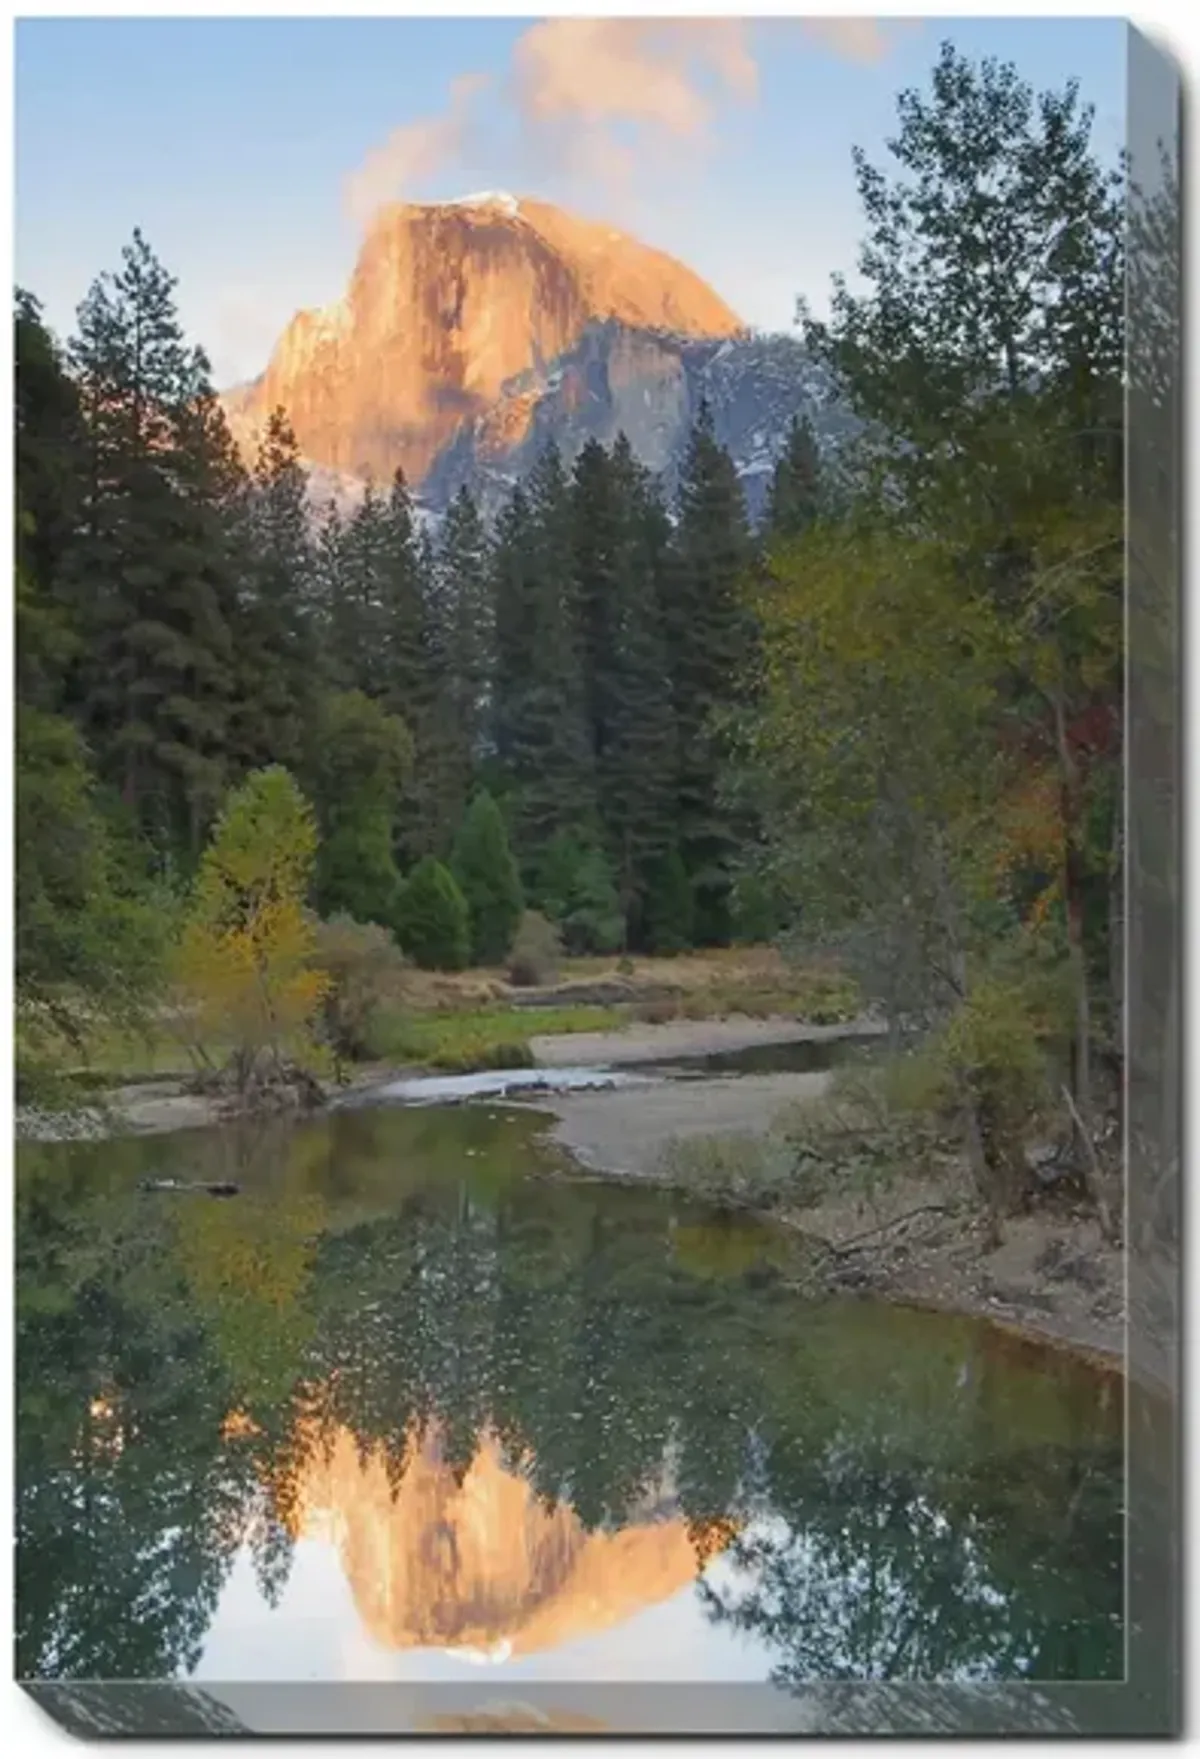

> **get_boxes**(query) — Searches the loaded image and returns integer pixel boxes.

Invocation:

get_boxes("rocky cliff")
[222,194,744,487]
[422,319,855,522]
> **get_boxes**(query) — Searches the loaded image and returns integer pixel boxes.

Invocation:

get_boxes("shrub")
[654,1132,798,1210]
[451,789,524,964]
[312,915,408,1062]
[773,1059,953,1210]
[508,911,562,987]
[933,977,1050,1218]
[394,858,470,972]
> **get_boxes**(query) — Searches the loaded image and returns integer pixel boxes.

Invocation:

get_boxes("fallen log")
[138,1179,240,1197]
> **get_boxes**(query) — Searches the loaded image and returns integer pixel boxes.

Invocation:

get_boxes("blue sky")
[15,16,1127,389]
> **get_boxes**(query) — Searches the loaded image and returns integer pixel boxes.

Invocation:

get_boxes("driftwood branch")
[827,1203,952,1259]
[1060,1082,1119,1245]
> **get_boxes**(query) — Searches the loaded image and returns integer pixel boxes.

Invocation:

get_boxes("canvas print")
[13,13,1180,1739]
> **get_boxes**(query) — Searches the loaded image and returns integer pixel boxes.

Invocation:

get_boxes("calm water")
[16,1102,1123,1692]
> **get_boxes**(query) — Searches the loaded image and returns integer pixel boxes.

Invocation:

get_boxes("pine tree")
[394,857,470,971]
[14,291,87,653]
[400,520,474,864]
[451,789,524,964]
[237,408,317,774]
[310,690,411,929]
[435,485,492,761]
[765,415,823,542]
[312,500,349,688]
[490,448,594,884]
[326,482,384,690]
[601,436,681,945]
[662,401,753,944]
[63,230,244,861]
[374,468,428,720]
[536,832,624,956]
[641,846,695,955]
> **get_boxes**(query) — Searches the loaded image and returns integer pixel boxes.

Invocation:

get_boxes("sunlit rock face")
[283,1420,717,1660]
[221,195,744,487]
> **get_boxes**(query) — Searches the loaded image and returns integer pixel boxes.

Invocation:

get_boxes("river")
[15,1080,1124,1731]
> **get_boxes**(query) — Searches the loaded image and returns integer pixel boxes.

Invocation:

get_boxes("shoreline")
[15,1015,878,1143]
[515,1068,1128,1375]
[17,1014,1130,1376]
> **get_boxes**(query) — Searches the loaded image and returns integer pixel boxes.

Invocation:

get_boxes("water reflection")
[275,1416,716,1659]
[16,1108,1123,1688]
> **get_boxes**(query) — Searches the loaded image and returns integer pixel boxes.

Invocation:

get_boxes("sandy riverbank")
[519,1064,1128,1371]
[529,1014,884,1067]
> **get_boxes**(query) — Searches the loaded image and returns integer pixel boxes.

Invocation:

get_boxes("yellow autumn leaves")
[173,766,332,1087]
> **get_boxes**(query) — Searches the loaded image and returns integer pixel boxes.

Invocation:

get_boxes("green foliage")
[451,789,524,964]
[491,452,595,871]
[62,230,247,858]
[394,857,470,972]
[311,915,409,1063]
[936,979,1050,1136]
[16,704,168,1100]
[232,408,318,777]
[535,831,624,956]
[507,910,563,987]
[765,414,824,541]
[381,1003,609,1072]
[640,847,694,955]
[729,869,782,947]
[571,435,679,943]
[662,401,754,945]
[309,689,411,929]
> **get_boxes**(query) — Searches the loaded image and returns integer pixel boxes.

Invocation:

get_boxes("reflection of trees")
[18,1116,1122,1687]
[698,1441,1121,1685]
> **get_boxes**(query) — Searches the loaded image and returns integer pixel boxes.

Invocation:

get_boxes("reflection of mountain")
[284,1420,714,1659]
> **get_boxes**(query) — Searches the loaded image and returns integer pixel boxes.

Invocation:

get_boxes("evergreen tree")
[765,415,823,542]
[394,857,470,971]
[451,790,524,965]
[312,500,348,687]
[14,291,87,650]
[63,230,244,860]
[238,408,316,773]
[400,521,474,864]
[435,485,492,763]
[374,468,428,720]
[326,482,384,690]
[490,449,594,882]
[662,402,753,945]
[641,846,695,955]
[598,436,680,946]
[310,690,411,929]
[536,831,624,956]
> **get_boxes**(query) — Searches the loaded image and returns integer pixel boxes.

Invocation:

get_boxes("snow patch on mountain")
[445,191,521,218]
